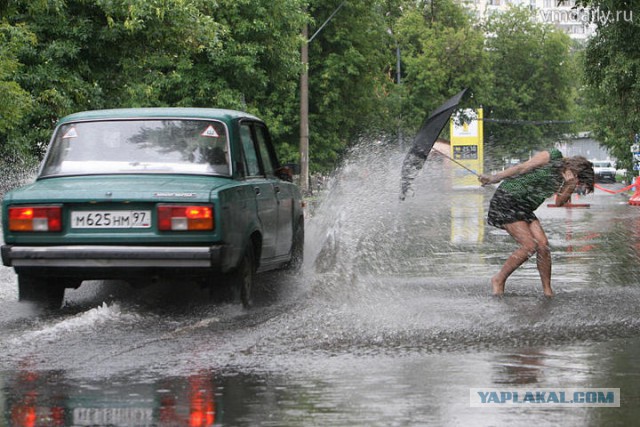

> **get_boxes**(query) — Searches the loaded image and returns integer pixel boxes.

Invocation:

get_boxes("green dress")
[488,149,564,228]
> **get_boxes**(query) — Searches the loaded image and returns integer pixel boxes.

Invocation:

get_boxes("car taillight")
[157,205,214,231]
[8,206,62,232]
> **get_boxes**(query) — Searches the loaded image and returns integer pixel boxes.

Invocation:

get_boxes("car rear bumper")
[1,245,224,268]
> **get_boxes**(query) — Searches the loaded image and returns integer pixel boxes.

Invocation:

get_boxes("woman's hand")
[562,169,578,185]
[555,170,578,206]
[478,173,497,186]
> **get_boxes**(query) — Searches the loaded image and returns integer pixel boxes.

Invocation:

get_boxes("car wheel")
[18,274,66,309]
[284,219,304,272]
[229,243,255,309]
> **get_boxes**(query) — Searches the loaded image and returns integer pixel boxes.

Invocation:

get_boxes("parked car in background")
[1,108,304,308]
[592,160,617,182]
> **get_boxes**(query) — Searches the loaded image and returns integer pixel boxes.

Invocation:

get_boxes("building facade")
[462,0,596,40]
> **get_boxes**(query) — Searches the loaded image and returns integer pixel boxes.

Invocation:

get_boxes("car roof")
[58,107,261,125]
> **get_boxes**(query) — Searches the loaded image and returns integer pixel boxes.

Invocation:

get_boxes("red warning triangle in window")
[201,125,219,138]
[62,127,78,139]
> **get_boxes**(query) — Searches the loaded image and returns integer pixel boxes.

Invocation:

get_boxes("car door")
[253,125,294,258]
[239,122,278,260]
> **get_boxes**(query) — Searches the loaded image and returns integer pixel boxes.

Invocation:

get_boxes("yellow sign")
[450,108,483,188]
[450,108,484,244]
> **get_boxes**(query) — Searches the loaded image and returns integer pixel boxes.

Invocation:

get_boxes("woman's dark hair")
[563,156,594,194]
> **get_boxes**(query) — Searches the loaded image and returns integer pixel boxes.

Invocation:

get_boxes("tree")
[483,6,574,162]
[0,0,581,176]
[0,21,36,160]
[581,0,640,172]
[301,0,392,172]
[2,0,306,160]
[393,0,491,133]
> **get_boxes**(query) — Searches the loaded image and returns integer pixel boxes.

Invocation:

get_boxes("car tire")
[229,243,255,309]
[18,274,66,309]
[284,218,304,272]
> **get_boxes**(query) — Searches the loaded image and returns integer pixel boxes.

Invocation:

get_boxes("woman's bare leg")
[528,220,553,296]
[492,221,539,295]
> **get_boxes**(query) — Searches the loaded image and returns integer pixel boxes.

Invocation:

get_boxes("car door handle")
[254,187,261,195]
[274,186,280,193]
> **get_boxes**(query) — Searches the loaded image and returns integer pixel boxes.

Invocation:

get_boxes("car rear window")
[41,119,231,177]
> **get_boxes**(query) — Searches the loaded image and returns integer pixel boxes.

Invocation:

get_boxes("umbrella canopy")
[400,88,467,200]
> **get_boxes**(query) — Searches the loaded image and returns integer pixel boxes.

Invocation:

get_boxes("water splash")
[0,161,38,197]
[305,142,401,301]
[289,137,640,356]
[304,140,460,304]
[12,303,143,344]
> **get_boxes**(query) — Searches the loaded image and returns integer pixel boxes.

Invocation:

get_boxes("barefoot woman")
[478,149,594,296]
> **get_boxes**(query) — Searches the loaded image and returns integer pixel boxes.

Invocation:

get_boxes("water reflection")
[4,367,217,427]
[492,349,547,386]
[8,369,67,427]
[4,337,640,427]
[450,192,484,244]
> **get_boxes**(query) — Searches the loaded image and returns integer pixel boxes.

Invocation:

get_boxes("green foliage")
[2,0,305,160]
[0,22,35,150]
[581,0,640,172]
[395,0,491,131]
[482,6,574,161]
[303,0,392,171]
[0,0,583,174]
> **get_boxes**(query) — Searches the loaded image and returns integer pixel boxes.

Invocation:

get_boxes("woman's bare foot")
[491,275,505,296]
[543,288,554,297]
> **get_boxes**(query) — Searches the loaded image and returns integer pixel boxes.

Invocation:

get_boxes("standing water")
[1,142,640,426]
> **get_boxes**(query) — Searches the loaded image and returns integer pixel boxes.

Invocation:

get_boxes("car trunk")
[4,174,231,245]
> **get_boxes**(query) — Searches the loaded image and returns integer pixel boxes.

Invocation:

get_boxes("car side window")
[255,125,275,177]
[240,124,261,177]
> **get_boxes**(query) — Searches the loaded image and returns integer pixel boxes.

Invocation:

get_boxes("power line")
[308,1,346,43]
[478,118,575,125]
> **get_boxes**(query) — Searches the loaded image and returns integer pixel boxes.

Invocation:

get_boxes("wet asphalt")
[1,149,640,426]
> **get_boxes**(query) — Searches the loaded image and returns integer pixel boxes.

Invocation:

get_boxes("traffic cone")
[629,177,640,205]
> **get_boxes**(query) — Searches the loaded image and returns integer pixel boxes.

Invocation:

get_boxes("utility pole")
[300,24,309,192]
[299,1,345,193]
[392,30,402,148]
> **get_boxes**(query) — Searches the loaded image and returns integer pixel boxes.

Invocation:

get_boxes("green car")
[1,108,304,308]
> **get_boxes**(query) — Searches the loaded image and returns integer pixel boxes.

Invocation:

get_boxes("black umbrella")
[400,88,468,200]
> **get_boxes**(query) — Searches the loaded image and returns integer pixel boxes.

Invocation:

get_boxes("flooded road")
[2,147,640,426]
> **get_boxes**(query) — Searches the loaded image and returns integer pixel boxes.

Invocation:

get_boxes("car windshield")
[40,119,231,177]
[594,161,612,168]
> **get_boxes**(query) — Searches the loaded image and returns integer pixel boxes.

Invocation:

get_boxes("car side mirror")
[275,166,293,182]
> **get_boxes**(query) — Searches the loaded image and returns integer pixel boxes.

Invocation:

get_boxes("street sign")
[450,108,483,188]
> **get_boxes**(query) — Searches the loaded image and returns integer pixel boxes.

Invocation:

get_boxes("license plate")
[71,210,151,229]
[73,407,153,425]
